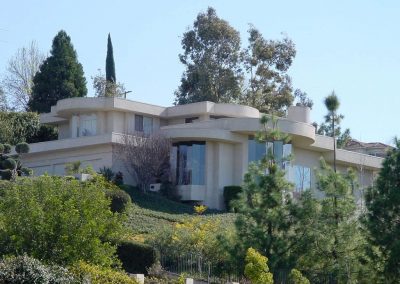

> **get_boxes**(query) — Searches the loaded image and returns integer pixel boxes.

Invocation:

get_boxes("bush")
[0,176,124,267]
[3,143,11,154]
[71,261,138,284]
[117,240,157,274]
[0,144,4,154]
[99,166,115,182]
[105,189,132,213]
[2,158,16,170]
[223,185,242,212]
[244,248,273,284]
[289,269,310,284]
[15,142,30,154]
[114,171,124,186]
[0,255,77,283]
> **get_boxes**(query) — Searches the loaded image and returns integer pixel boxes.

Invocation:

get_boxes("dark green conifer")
[106,33,116,83]
[29,30,87,113]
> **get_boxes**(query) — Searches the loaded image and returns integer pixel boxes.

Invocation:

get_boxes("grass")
[122,186,236,238]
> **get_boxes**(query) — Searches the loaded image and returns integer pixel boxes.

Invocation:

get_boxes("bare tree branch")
[2,41,45,111]
[116,132,172,192]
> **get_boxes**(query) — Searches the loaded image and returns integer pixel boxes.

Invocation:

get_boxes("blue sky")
[1,1,399,143]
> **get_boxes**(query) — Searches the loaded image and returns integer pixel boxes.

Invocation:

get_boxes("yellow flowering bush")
[244,248,273,284]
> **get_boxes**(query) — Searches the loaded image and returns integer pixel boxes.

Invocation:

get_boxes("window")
[185,117,198,123]
[79,114,97,137]
[292,165,311,192]
[135,115,153,134]
[135,115,143,132]
[172,141,205,185]
[248,136,291,167]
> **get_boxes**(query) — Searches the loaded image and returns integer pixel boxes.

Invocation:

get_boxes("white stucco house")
[21,97,384,210]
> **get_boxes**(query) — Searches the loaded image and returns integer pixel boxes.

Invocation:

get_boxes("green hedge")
[117,240,157,274]
[223,185,242,212]
[105,189,131,213]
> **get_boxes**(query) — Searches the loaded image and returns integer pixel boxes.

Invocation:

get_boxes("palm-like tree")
[324,91,340,173]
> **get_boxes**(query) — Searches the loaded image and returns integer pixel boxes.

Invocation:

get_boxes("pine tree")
[364,138,400,281]
[28,30,87,113]
[106,33,116,83]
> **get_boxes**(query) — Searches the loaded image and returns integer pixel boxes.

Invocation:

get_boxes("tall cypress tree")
[106,33,116,83]
[29,30,87,113]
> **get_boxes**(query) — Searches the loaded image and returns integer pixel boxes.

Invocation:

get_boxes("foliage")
[92,69,126,98]
[0,142,30,181]
[71,261,138,284]
[117,132,171,192]
[117,240,157,274]
[149,211,230,264]
[64,160,82,175]
[0,255,77,284]
[174,7,242,105]
[29,30,87,113]
[114,171,124,186]
[194,205,207,215]
[317,91,351,149]
[294,89,313,109]
[105,188,132,213]
[288,269,310,284]
[0,176,124,267]
[364,138,400,281]
[234,115,306,270]
[297,159,367,282]
[1,41,45,111]
[0,86,9,111]
[99,166,115,182]
[241,26,296,115]
[244,248,273,284]
[106,33,116,83]
[223,185,242,212]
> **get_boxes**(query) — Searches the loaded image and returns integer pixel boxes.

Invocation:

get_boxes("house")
[344,139,393,158]
[22,97,384,210]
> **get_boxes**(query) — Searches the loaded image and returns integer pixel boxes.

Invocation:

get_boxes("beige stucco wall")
[23,144,113,176]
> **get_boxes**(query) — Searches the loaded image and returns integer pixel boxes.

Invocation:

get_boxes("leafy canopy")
[0,176,124,267]
[174,7,243,105]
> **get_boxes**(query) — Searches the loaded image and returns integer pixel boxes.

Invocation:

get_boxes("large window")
[248,136,292,167]
[171,141,205,185]
[79,114,97,137]
[292,165,311,192]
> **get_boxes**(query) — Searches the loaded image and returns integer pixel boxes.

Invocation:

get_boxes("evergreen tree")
[298,160,369,283]
[234,115,314,271]
[174,7,243,105]
[28,30,87,113]
[240,27,296,115]
[106,33,116,83]
[364,139,400,281]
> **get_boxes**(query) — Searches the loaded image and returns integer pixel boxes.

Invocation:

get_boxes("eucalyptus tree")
[174,7,243,104]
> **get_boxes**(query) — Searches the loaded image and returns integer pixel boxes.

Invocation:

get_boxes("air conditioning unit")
[149,183,161,192]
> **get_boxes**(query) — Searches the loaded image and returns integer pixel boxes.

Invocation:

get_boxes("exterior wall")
[27,97,384,210]
[23,144,113,176]
[58,123,70,140]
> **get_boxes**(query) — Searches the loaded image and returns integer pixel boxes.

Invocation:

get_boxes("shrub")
[117,240,157,274]
[114,171,124,186]
[0,176,124,267]
[3,143,11,154]
[0,144,4,153]
[71,261,138,284]
[15,142,30,154]
[289,269,310,284]
[105,189,132,213]
[223,185,242,211]
[2,158,16,170]
[0,255,77,284]
[244,248,273,284]
[99,166,115,182]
